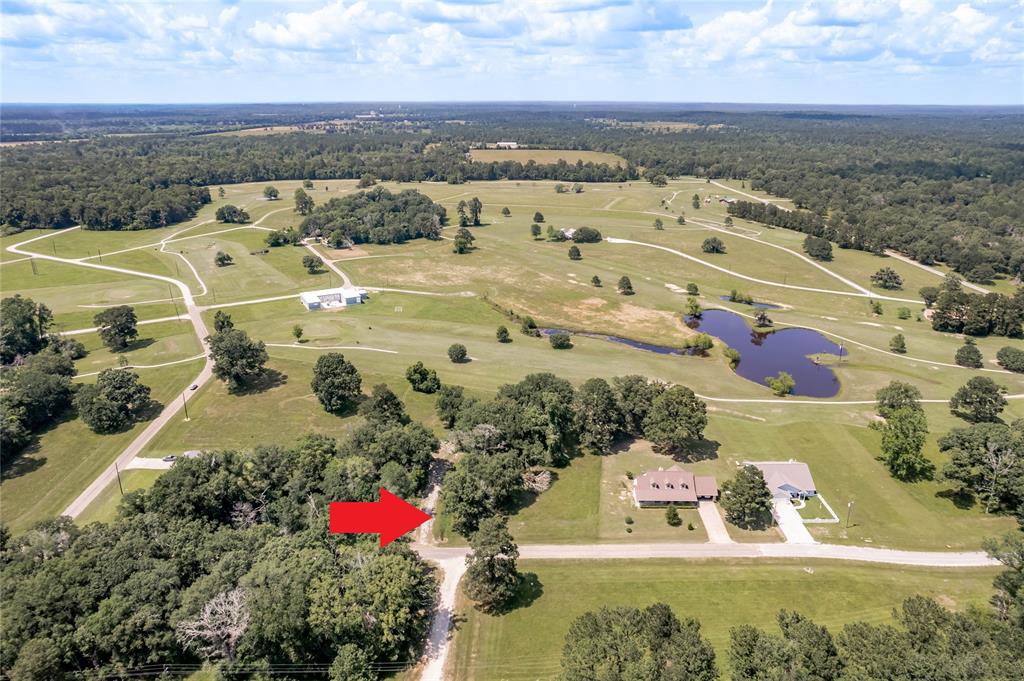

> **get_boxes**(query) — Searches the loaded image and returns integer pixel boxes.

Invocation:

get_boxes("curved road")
[607,237,923,304]
[6,228,214,519]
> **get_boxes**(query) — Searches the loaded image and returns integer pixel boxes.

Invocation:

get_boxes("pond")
[686,309,845,397]
[540,329,685,355]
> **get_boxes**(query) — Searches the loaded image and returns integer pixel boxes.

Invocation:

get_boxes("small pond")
[686,309,845,397]
[540,328,684,355]
[718,295,782,310]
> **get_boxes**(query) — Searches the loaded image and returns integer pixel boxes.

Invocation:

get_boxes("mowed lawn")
[436,402,1019,550]
[450,559,999,681]
[0,362,198,533]
[76,469,164,526]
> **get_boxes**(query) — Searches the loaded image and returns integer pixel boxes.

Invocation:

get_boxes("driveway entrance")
[772,498,817,544]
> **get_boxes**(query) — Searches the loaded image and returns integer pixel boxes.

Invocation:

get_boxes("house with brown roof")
[633,466,718,507]
[746,460,817,499]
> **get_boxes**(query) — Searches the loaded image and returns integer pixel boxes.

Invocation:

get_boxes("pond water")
[540,329,684,355]
[718,295,782,310]
[686,309,845,397]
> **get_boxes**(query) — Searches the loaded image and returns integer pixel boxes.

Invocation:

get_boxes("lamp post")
[115,462,124,496]
[182,393,190,422]
[845,500,854,529]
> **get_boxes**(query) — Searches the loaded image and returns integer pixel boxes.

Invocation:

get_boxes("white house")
[299,286,368,310]
[495,141,519,149]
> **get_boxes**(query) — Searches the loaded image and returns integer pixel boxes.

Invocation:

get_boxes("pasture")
[2,177,1021,541]
[449,559,999,681]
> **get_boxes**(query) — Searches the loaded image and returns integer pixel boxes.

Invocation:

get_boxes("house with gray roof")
[746,460,817,499]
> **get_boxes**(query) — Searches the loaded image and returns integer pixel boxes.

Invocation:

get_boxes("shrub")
[665,504,682,527]
[996,346,1024,373]
[955,340,983,368]
[568,245,582,260]
[871,267,904,290]
[549,332,573,350]
[572,226,602,243]
[701,237,726,254]
[624,516,634,525]
[496,326,511,343]
[447,343,468,363]
[406,361,441,393]
[765,371,795,396]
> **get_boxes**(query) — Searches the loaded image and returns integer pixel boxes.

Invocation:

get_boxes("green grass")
[3,178,1020,549]
[72,320,202,375]
[76,469,164,526]
[450,559,999,681]
[0,363,197,533]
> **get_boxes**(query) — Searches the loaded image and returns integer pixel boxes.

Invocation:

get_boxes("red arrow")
[329,488,432,547]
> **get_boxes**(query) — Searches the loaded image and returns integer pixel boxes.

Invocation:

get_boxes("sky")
[1,0,1022,105]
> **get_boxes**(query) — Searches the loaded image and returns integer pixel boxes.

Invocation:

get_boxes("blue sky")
[1,0,1021,105]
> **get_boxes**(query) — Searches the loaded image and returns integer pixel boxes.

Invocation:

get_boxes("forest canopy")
[299,187,446,245]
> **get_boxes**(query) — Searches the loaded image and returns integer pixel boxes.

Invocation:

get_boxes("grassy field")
[468,149,627,165]
[434,399,1019,549]
[76,469,164,525]
[449,559,999,681]
[0,362,198,533]
[2,178,1020,546]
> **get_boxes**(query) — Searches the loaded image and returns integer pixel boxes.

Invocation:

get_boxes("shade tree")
[721,465,773,529]
[311,353,363,413]
[949,376,1008,423]
[74,369,153,434]
[93,305,138,351]
[207,328,269,391]
[405,361,441,394]
[462,516,520,613]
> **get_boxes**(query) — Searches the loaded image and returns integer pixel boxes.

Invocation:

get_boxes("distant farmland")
[469,148,627,165]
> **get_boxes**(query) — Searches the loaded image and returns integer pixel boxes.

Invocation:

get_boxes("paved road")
[412,541,997,567]
[6,228,214,519]
[606,237,923,304]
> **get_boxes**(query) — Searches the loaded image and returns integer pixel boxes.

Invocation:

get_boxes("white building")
[299,286,368,310]
[495,141,519,149]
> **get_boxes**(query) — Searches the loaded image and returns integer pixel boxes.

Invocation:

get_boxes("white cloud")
[0,0,1020,103]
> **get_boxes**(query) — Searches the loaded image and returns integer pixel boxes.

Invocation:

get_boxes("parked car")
[161,455,177,463]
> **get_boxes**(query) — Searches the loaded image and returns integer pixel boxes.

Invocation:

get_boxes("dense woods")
[300,187,446,246]
[0,433,437,679]
[3,105,1021,282]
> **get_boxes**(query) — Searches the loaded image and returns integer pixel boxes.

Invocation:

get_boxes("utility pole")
[182,393,190,421]
[115,462,124,496]
[845,500,854,529]
[98,249,102,262]
[168,284,179,318]
[30,258,37,276]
